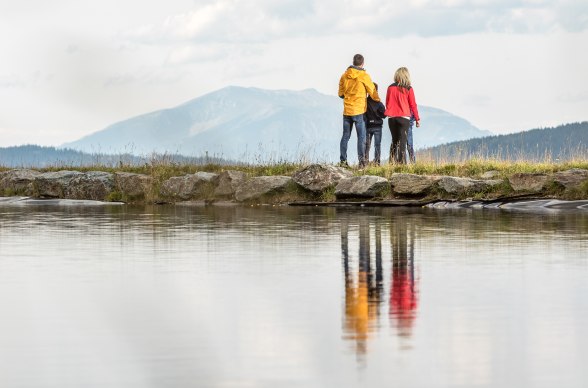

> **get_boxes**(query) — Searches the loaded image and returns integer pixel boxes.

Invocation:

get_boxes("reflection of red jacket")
[390,272,418,327]
[384,83,420,121]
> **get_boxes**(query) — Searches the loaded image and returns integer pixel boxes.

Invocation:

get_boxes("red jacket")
[384,83,420,121]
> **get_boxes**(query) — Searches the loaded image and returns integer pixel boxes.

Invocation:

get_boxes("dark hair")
[374,82,378,91]
[353,54,364,67]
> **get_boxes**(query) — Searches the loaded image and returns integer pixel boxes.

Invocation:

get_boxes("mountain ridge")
[62,86,491,162]
[420,122,588,162]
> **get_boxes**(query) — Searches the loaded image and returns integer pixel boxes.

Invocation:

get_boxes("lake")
[0,203,587,387]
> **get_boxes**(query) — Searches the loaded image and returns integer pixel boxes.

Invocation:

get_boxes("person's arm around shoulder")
[363,73,380,102]
[384,85,393,117]
[408,87,420,127]
[377,101,386,119]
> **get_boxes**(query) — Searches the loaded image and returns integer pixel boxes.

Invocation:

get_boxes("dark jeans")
[407,116,416,163]
[340,114,367,164]
[389,117,410,164]
[365,126,382,165]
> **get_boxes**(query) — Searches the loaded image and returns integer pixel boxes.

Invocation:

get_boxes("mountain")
[420,122,588,162]
[62,86,491,162]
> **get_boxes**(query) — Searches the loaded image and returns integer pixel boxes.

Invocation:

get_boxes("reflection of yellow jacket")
[338,66,380,116]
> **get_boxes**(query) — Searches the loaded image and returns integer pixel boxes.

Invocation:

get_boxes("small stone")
[508,173,550,192]
[33,170,85,198]
[480,170,500,179]
[553,169,588,190]
[335,175,389,198]
[390,173,441,195]
[235,176,294,202]
[214,170,247,198]
[65,171,114,201]
[160,172,219,200]
[292,164,353,193]
[0,169,40,196]
[114,172,152,200]
[439,176,501,195]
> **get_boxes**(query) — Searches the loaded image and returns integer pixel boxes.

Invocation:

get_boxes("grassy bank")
[360,158,588,179]
[3,158,586,179]
[2,158,588,203]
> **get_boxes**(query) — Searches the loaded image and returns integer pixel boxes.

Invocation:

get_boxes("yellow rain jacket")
[338,66,380,116]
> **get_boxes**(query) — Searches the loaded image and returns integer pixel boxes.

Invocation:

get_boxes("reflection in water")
[342,217,383,357]
[1,205,587,387]
[390,217,418,337]
[342,214,419,358]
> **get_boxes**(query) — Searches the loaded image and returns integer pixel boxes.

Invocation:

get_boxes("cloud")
[463,94,492,107]
[122,0,588,46]
[125,0,321,44]
[164,44,228,65]
[558,91,588,102]
[0,72,53,89]
[104,70,186,87]
[66,44,80,55]
[0,74,26,89]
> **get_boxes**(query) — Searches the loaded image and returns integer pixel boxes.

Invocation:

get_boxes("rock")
[235,176,294,202]
[65,171,115,201]
[114,172,153,200]
[553,169,588,190]
[439,176,502,195]
[160,172,219,200]
[0,197,123,206]
[214,170,248,198]
[0,169,40,196]
[33,170,85,198]
[335,175,389,198]
[508,173,550,192]
[390,173,441,195]
[480,170,500,179]
[292,164,353,193]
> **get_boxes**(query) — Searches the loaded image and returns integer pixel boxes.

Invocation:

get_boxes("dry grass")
[358,157,588,179]
[2,151,587,184]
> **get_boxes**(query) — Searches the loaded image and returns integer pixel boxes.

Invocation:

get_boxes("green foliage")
[320,185,337,202]
[559,180,588,200]
[3,188,17,197]
[543,179,565,197]
[106,191,124,202]
[375,183,392,200]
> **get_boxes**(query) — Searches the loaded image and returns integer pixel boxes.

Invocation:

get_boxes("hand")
[415,120,420,128]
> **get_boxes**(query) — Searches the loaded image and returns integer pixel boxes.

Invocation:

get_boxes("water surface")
[0,204,587,387]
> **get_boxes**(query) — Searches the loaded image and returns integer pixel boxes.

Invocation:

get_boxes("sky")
[0,0,587,147]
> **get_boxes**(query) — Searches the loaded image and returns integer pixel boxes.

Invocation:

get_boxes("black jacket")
[365,96,386,128]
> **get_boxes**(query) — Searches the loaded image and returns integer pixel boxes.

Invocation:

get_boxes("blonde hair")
[394,67,411,92]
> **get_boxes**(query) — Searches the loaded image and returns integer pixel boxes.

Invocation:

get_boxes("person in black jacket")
[364,83,386,165]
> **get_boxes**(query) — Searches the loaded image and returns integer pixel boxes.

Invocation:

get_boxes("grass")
[358,158,588,179]
[12,158,586,180]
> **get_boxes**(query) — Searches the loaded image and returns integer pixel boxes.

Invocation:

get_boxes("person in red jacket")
[384,67,421,164]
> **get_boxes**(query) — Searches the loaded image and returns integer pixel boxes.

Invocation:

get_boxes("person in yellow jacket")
[338,54,381,168]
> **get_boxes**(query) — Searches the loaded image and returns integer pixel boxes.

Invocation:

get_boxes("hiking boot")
[338,161,350,168]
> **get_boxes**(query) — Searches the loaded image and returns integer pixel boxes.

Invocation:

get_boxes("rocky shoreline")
[1,164,587,205]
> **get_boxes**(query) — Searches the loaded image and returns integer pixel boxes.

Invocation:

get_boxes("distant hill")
[62,86,491,162]
[420,122,588,162]
[0,145,228,168]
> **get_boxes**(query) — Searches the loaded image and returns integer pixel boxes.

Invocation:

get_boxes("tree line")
[419,122,588,162]
[0,145,231,168]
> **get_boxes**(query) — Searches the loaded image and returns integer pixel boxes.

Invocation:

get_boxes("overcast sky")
[0,0,587,147]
